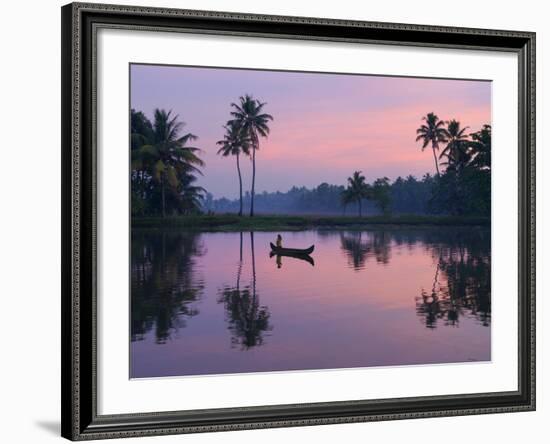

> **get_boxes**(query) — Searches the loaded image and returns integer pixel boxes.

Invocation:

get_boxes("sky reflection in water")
[131,228,490,378]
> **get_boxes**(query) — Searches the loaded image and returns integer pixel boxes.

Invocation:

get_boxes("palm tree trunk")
[358,199,362,217]
[237,231,243,289]
[236,153,243,217]
[250,231,256,297]
[250,146,256,217]
[432,143,440,176]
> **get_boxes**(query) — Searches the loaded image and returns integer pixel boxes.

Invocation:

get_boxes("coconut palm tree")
[230,94,273,217]
[343,171,371,217]
[216,122,251,216]
[440,119,471,172]
[416,112,447,176]
[468,124,491,170]
[178,172,206,215]
[134,109,203,217]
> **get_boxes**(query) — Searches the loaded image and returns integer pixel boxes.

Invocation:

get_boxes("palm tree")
[178,172,206,215]
[216,122,251,216]
[468,124,491,170]
[134,109,203,217]
[371,177,392,214]
[340,187,354,215]
[440,119,471,172]
[130,110,154,204]
[230,94,273,217]
[416,112,447,176]
[343,171,370,217]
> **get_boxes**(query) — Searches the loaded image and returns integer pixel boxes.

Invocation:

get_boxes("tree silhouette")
[229,95,273,217]
[416,112,447,176]
[216,122,251,216]
[131,231,205,343]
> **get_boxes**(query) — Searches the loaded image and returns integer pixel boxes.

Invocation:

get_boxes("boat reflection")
[269,251,315,267]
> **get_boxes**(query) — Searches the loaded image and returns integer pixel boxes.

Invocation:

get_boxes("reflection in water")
[340,231,391,270]
[217,286,272,349]
[415,229,491,328]
[131,227,491,377]
[269,251,315,267]
[217,232,272,349]
[131,231,205,343]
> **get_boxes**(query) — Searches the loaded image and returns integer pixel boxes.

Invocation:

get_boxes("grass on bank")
[132,214,490,231]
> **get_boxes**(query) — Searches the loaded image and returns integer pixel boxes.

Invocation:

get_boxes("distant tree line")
[204,175,435,216]
[205,112,490,217]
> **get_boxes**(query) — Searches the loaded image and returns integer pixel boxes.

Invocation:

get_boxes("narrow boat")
[270,243,315,255]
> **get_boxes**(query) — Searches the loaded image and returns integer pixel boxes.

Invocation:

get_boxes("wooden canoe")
[270,243,315,255]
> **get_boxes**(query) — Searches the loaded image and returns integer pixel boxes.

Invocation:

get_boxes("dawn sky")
[130,64,491,200]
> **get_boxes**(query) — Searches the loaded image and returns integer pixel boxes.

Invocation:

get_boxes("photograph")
[129,64,492,378]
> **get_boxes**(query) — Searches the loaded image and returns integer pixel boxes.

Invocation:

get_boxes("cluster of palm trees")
[217,94,273,217]
[341,172,392,216]
[415,112,491,216]
[416,112,491,175]
[131,109,206,217]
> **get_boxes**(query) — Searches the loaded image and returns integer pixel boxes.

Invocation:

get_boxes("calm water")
[131,228,491,378]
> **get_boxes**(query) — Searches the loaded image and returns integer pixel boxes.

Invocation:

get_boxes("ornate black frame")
[61,2,536,440]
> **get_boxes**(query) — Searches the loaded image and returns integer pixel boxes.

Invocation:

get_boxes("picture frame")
[61,2,536,440]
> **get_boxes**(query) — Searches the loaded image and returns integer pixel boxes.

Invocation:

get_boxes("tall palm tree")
[230,94,273,217]
[216,122,251,216]
[440,119,471,172]
[416,112,447,176]
[343,171,370,217]
[134,109,203,217]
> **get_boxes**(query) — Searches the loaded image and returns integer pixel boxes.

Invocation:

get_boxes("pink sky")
[131,64,491,199]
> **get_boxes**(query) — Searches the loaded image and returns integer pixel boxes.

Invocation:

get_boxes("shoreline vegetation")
[131,95,491,223]
[132,214,490,231]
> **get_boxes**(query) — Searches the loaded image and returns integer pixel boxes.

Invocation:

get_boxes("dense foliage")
[131,109,206,217]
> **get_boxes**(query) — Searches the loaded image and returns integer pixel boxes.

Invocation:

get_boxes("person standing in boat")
[276,234,283,248]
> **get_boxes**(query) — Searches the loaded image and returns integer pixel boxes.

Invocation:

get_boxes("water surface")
[131,228,490,378]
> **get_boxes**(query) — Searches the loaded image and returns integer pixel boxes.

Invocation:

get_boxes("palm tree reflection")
[131,231,205,343]
[416,229,491,328]
[340,231,391,270]
[218,232,272,349]
[339,228,490,329]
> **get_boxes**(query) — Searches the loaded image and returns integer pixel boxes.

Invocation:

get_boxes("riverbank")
[132,214,490,231]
